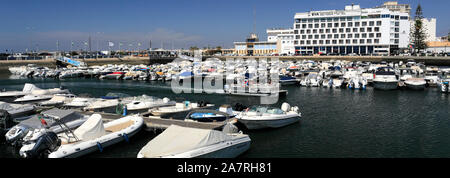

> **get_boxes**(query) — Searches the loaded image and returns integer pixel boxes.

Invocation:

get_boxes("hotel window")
[327,34,332,39]
[315,24,319,28]
[400,16,408,20]
[367,27,372,32]
[369,21,374,26]
[394,33,399,38]
[395,28,399,32]
[348,34,353,38]
[315,35,319,39]
[326,29,331,33]
[302,19,307,23]
[355,22,360,27]
[300,30,305,34]
[296,24,300,29]
[339,28,344,33]
[362,22,367,26]
[319,40,324,44]
[367,39,372,43]
[314,19,319,22]
[374,27,379,32]
[306,40,311,44]
[346,28,351,33]
[321,18,326,22]
[395,22,399,26]
[332,29,337,33]
[307,29,311,34]
[321,23,326,28]
[327,18,332,22]
[340,17,346,21]
[308,24,313,28]
[302,35,306,39]
[302,24,307,28]
[355,34,360,38]
[362,33,367,38]
[376,21,382,26]
[313,29,317,33]
[348,22,353,27]
[341,22,346,27]
[334,23,339,27]
[347,17,353,21]
[360,39,365,44]
[346,39,351,44]
[353,28,358,32]
[395,15,399,20]
[308,35,312,39]
[394,39,399,44]
[353,39,358,44]
[339,40,344,44]
[340,34,345,38]
[308,19,313,23]
[333,18,339,22]
[300,40,304,44]
[334,34,339,38]
[360,28,365,32]
[374,39,379,43]
[376,33,381,37]
[295,19,301,23]
[326,40,330,44]
[320,34,326,39]
[296,35,300,39]
[369,33,374,38]
[313,40,317,44]
[319,29,324,33]
[332,40,337,44]
[328,23,332,28]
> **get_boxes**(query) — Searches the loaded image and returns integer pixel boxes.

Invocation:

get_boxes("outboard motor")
[442,81,449,93]
[21,131,60,158]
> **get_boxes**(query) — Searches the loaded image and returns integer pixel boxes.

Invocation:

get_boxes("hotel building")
[293,4,411,55]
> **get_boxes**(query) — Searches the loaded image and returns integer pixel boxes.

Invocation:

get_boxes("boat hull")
[238,116,300,130]
[372,81,398,90]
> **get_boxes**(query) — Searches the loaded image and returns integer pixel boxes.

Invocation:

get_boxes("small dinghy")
[405,78,427,90]
[125,96,175,114]
[19,114,143,158]
[237,102,301,130]
[184,105,237,123]
[137,124,250,158]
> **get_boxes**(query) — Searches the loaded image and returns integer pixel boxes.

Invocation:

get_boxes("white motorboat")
[237,102,301,130]
[372,67,399,90]
[0,101,36,119]
[63,97,95,109]
[0,83,39,101]
[13,87,70,103]
[5,109,90,145]
[19,114,144,158]
[38,94,77,107]
[83,99,121,113]
[439,73,450,93]
[125,96,175,114]
[404,78,427,90]
[149,101,214,119]
[137,124,250,158]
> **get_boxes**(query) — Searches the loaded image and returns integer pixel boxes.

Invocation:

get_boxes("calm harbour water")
[1,73,450,158]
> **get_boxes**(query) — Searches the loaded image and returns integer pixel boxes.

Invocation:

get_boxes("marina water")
[1,73,450,158]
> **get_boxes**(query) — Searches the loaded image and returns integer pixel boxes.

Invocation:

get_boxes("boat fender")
[123,105,128,116]
[97,142,103,152]
[122,133,129,143]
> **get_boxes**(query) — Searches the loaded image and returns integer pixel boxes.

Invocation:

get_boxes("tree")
[410,4,428,54]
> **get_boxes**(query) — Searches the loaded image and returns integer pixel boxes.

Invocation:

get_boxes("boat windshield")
[248,106,285,114]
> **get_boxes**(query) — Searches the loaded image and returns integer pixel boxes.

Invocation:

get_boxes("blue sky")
[1,0,449,52]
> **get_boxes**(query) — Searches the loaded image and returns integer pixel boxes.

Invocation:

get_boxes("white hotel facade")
[293,4,410,55]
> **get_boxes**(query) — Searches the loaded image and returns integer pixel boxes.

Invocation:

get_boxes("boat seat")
[104,120,134,132]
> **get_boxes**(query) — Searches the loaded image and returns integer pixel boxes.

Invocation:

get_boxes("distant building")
[293,4,411,55]
[266,28,295,55]
[234,33,277,56]
[376,1,411,16]
[426,41,450,53]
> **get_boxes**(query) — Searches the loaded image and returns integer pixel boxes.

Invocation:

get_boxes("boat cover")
[73,114,105,141]
[19,109,85,128]
[0,102,34,115]
[139,125,232,158]
[23,83,40,92]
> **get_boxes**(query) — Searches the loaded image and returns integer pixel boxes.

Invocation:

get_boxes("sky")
[1,0,449,52]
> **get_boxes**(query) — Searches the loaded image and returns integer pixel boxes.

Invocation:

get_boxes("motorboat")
[5,109,90,145]
[136,124,250,158]
[14,94,54,103]
[372,67,399,90]
[184,105,237,123]
[236,102,301,130]
[99,72,125,80]
[0,83,39,101]
[438,72,450,93]
[38,94,77,107]
[19,114,144,158]
[0,101,36,120]
[404,78,427,90]
[63,97,96,109]
[149,101,214,119]
[125,96,175,114]
[279,75,298,85]
[83,99,121,113]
